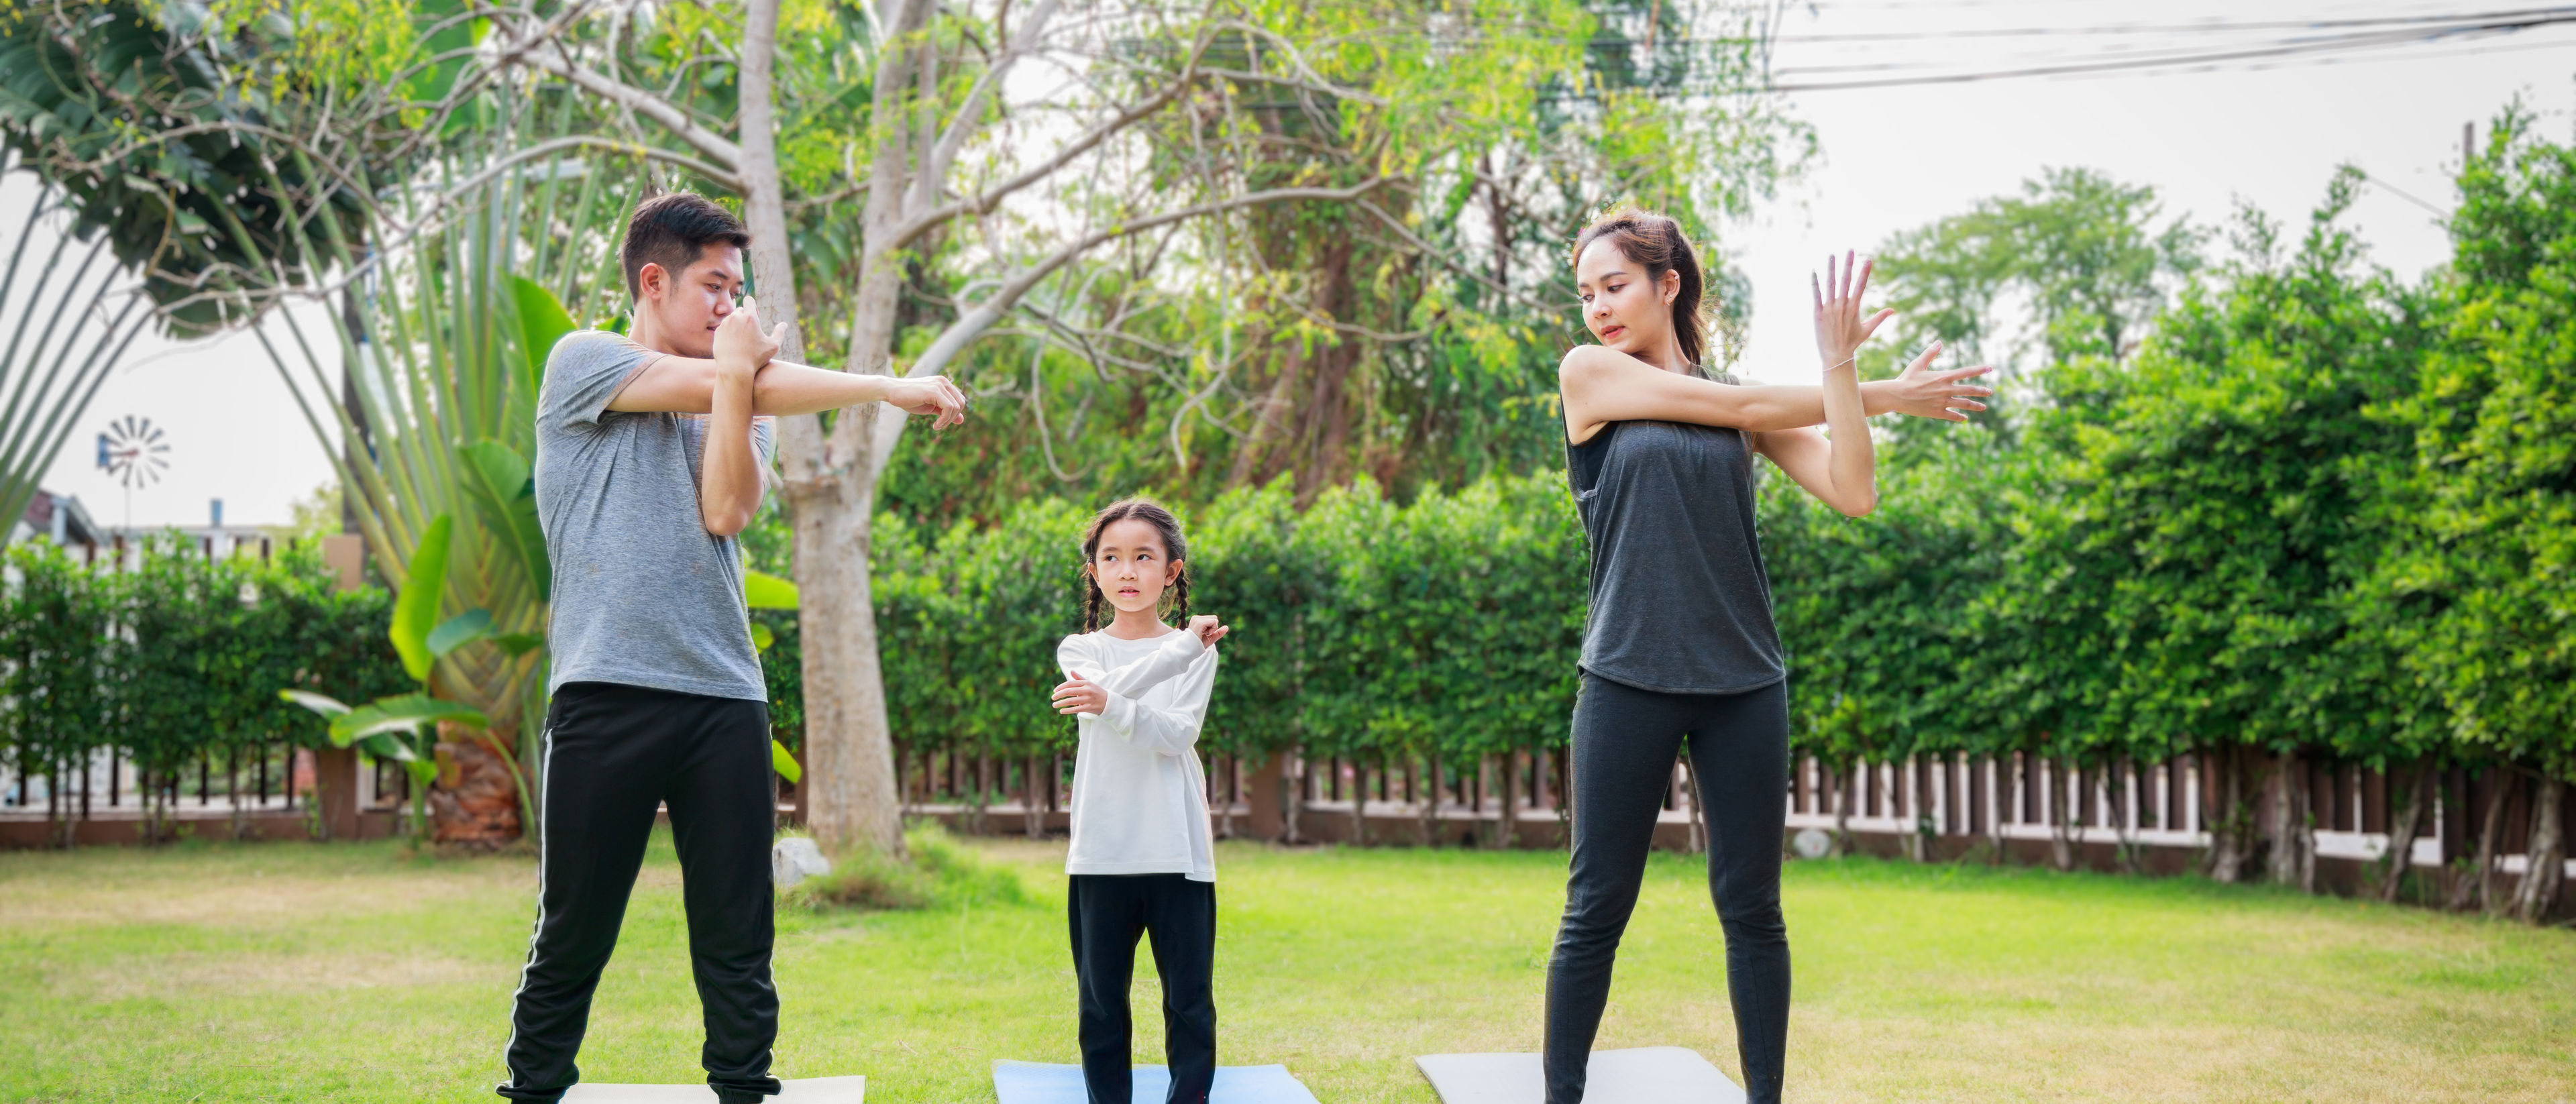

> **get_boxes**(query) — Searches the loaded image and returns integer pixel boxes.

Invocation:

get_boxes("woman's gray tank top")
[1566,371,1786,696]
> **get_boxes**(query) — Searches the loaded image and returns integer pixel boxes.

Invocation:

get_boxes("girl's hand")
[1884,340,1995,422]
[1812,251,1894,371]
[1052,672,1108,716]
[1185,614,1230,650]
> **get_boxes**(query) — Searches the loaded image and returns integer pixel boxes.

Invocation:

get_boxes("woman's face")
[1575,237,1678,357]
[1089,517,1179,616]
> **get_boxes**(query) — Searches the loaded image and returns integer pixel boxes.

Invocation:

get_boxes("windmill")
[97,416,170,531]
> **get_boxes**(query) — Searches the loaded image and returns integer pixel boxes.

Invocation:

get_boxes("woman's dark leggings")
[1544,674,1790,1104]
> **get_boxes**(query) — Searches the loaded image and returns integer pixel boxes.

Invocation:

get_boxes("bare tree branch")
[867,177,1393,474]
[508,40,745,169]
[1353,197,1564,315]
[921,0,1062,193]
[878,16,1220,257]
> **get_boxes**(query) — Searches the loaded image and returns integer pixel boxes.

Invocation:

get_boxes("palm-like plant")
[252,144,631,842]
[0,169,152,546]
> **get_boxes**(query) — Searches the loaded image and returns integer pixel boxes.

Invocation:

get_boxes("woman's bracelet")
[1824,355,1857,373]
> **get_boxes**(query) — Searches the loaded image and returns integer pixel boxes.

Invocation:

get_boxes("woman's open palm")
[1887,340,1996,422]
[1813,251,1894,368]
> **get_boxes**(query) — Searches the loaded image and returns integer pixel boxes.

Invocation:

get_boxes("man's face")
[637,243,745,359]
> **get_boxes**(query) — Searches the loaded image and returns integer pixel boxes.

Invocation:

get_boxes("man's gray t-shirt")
[535,330,773,701]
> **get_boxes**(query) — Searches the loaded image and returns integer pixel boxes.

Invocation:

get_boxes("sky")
[1726,0,2576,382]
[9,0,2576,528]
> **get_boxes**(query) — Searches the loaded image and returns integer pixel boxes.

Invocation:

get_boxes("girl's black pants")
[1068,873,1218,1104]
[497,681,782,1104]
[1545,674,1792,1104]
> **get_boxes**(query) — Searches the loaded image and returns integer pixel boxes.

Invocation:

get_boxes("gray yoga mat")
[991,1060,1322,1104]
[561,1075,865,1102]
[1413,1047,1746,1104]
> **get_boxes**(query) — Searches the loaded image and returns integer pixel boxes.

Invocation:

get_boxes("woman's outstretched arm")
[1556,326,1992,445]
[1754,254,1891,517]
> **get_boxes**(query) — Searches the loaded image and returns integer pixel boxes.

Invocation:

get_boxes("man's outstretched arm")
[610,352,967,425]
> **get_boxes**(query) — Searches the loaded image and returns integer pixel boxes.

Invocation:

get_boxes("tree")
[1874,166,2206,399]
[482,0,1793,857]
[2370,109,2576,921]
[2014,172,2435,885]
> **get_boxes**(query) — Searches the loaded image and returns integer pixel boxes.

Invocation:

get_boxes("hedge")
[750,119,2576,906]
[1,538,409,832]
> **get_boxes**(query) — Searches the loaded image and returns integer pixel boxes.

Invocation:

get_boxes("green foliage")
[765,472,1587,769]
[0,539,408,803]
[1875,166,2207,379]
[386,514,451,683]
[774,112,2576,807]
[1763,431,2005,767]
[2368,109,2576,777]
[455,443,549,604]
[0,0,399,333]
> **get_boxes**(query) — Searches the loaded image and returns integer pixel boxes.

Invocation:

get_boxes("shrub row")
[1,539,408,824]
[755,124,2574,909]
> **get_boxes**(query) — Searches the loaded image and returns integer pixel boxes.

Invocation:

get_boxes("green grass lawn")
[3,832,2571,1103]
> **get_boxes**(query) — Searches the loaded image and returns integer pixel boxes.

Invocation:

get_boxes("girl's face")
[1574,237,1678,357]
[1089,517,1180,616]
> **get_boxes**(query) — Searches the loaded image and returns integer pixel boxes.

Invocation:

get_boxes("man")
[500,192,965,1103]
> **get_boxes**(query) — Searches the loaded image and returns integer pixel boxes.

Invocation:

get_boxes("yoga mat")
[561,1075,865,1102]
[991,1060,1322,1104]
[1414,1047,1746,1104]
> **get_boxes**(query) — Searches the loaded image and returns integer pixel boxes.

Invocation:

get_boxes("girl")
[1546,209,1991,1104]
[1048,498,1230,1104]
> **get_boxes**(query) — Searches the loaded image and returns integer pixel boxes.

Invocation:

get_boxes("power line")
[1770,6,2576,44]
[1764,9,2576,91]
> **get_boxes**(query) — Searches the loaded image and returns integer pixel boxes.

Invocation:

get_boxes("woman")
[1546,209,1989,1104]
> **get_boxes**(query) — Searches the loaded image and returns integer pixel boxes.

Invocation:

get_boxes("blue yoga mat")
[991,1060,1322,1104]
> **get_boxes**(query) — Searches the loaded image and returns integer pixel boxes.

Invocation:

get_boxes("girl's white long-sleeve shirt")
[1058,628,1219,882]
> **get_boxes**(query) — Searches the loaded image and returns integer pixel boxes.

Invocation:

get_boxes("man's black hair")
[621,192,752,300]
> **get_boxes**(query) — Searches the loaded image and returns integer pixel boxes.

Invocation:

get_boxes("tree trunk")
[744,0,910,862]
[1348,757,1367,846]
[1024,753,1044,840]
[1984,755,2004,866]
[1416,754,1436,846]
[1501,751,1523,851]
[2206,747,2251,883]
[1216,755,1236,840]
[783,471,906,857]
[973,753,994,836]
[2265,749,2308,887]
[2049,760,2080,873]
[771,1,929,863]
[2451,767,2508,913]
[2380,757,2434,904]
[1829,760,1852,858]
[2112,757,2143,875]
[737,0,800,352]
[2510,775,2563,924]
[1282,747,1304,844]
[430,719,521,847]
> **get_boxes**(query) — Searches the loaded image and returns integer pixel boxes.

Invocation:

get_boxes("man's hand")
[1882,340,1994,422]
[712,296,786,377]
[886,376,969,430]
[1185,614,1230,651]
[1051,672,1108,716]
